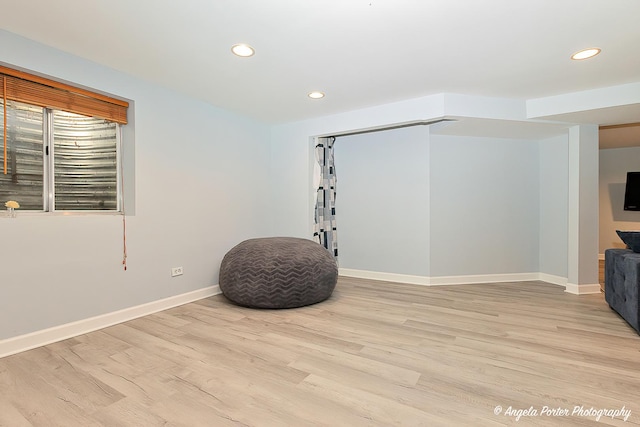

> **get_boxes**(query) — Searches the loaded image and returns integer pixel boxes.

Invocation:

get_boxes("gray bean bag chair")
[219,237,338,308]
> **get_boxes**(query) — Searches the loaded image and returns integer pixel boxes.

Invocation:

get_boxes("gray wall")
[268,92,598,290]
[333,129,546,278]
[599,146,640,254]
[0,30,271,340]
[1,29,605,342]
[429,135,540,276]
[334,126,430,276]
[539,135,569,277]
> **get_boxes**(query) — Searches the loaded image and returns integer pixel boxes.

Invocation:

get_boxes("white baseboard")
[339,268,430,285]
[537,273,568,287]
[564,283,602,295]
[339,268,586,291]
[430,272,539,286]
[2,272,602,358]
[0,285,221,359]
[339,269,554,287]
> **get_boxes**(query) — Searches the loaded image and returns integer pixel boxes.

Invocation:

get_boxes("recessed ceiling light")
[231,44,255,57]
[308,91,325,99]
[571,48,601,60]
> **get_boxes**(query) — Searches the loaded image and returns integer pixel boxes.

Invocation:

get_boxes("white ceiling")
[1,0,639,125]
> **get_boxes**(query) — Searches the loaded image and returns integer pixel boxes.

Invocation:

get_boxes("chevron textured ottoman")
[219,237,338,309]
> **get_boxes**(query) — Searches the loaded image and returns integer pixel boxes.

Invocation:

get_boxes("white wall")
[0,31,271,340]
[538,135,569,278]
[334,126,430,276]
[429,135,540,276]
[599,146,640,254]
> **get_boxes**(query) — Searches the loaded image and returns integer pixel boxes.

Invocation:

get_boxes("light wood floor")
[1,278,639,426]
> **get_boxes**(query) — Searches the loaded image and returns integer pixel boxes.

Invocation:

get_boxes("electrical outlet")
[171,266,183,277]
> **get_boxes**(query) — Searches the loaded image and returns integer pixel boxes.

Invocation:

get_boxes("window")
[1,66,128,212]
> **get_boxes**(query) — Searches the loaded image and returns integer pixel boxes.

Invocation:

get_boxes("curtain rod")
[327,118,454,138]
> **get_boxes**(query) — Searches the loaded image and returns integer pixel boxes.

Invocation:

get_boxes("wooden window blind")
[0,66,128,125]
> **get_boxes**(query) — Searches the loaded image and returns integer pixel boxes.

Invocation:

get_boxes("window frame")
[2,65,129,215]
[2,102,123,214]
[45,109,123,213]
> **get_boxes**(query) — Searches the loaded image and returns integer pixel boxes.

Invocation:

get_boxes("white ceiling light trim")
[308,91,325,99]
[571,48,601,60]
[231,44,255,57]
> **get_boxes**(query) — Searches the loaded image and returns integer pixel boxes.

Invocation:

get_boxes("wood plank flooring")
[1,278,639,426]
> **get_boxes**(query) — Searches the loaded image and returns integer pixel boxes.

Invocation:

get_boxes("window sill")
[2,210,123,218]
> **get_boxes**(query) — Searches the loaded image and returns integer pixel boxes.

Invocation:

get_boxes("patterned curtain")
[313,136,338,259]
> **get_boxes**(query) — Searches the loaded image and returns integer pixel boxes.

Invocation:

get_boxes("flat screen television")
[624,172,640,211]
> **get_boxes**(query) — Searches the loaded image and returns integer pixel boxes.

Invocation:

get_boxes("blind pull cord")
[3,76,7,175]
